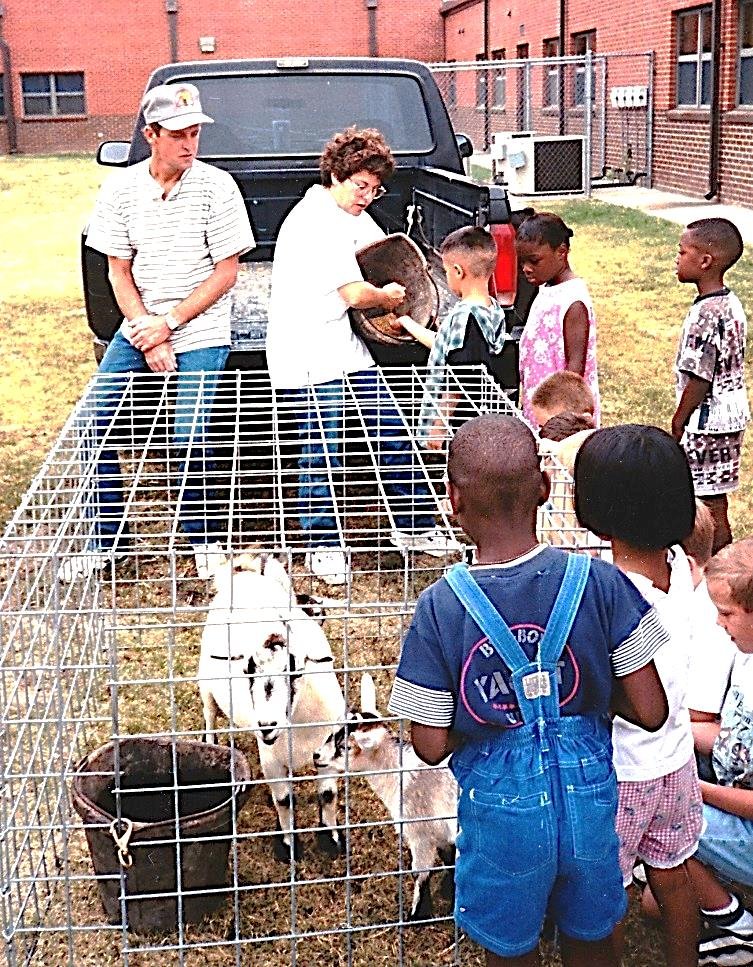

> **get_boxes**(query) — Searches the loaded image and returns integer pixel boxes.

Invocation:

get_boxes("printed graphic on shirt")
[713,684,753,789]
[683,430,743,496]
[460,622,579,727]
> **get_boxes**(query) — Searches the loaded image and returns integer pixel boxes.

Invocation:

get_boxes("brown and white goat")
[313,672,457,921]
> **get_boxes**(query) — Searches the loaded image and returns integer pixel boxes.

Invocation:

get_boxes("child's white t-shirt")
[613,546,695,782]
[686,577,737,715]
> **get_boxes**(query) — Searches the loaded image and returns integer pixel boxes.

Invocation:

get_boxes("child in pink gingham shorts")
[575,424,704,967]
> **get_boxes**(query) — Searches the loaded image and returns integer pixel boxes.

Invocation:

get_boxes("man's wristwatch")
[165,311,182,331]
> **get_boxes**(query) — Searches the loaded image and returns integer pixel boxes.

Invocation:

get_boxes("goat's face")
[245,632,299,745]
[313,711,384,772]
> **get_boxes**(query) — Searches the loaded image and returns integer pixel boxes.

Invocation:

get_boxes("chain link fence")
[431,52,653,198]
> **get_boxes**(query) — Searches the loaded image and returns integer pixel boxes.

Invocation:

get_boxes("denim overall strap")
[445,563,529,672]
[444,553,590,727]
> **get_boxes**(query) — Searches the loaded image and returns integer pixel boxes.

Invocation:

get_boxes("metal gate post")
[584,49,593,197]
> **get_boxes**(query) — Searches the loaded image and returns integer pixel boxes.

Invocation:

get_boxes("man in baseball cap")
[141,82,214,130]
[60,80,254,584]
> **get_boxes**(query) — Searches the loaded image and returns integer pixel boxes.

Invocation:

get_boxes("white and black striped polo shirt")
[86,159,255,353]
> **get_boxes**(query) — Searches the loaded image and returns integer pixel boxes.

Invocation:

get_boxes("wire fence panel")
[0,367,603,966]
[431,54,653,197]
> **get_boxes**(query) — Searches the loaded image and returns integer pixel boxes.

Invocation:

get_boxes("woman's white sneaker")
[305,549,347,586]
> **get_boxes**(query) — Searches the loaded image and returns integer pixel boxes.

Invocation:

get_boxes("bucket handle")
[109,818,134,869]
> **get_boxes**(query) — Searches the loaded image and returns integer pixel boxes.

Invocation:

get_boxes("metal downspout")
[366,0,378,57]
[706,0,722,199]
[0,4,18,154]
[646,50,655,188]
[166,0,179,63]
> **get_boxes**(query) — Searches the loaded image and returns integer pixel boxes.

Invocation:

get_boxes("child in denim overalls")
[389,414,668,967]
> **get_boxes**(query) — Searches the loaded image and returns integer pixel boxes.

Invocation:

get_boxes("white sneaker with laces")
[305,549,347,586]
[57,546,127,583]
[193,542,226,580]
[391,527,462,558]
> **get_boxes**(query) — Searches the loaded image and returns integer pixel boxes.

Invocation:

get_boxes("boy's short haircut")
[531,371,596,417]
[448,414,541,516]
[682,499,715,567]
[705,538,753,611]
[439,225,498,280]
[539,410,596,442]
[574,424,695,550]
[686,217,744,273]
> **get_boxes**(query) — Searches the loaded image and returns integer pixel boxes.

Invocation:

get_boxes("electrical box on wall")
[610,86,648,108]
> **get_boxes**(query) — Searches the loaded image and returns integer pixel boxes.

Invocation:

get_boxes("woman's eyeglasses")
[347,178,387,199]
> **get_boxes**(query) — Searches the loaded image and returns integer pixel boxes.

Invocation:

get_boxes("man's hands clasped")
[125,314,177,372]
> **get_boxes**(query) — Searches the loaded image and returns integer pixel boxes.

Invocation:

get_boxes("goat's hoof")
[315,829,345,858]
[409,896,434,923]
[271,832,301,864]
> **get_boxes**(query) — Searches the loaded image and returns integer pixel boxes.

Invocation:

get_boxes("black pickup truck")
[83,56,528,384]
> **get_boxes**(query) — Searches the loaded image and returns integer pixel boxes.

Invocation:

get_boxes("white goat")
[313,673,457,921]
[198,553,345,860]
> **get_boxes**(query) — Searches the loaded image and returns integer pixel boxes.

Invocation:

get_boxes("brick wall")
[0,0,444,155]
[442,0,753,205]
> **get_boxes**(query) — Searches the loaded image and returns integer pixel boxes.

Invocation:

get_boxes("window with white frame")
[740,0,753,105]
[676,8,712,106]
[572,31,596,106]
[21,73,85,117]
[492,48,506,108]
[543,38,560,107]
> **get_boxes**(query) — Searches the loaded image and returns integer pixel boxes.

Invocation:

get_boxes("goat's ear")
[360,673,378,715]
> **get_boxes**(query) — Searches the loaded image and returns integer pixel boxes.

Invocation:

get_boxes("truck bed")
[227,252,457,364]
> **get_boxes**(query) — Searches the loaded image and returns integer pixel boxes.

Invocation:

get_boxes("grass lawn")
[0,155,104,525]
[0,156,752,966]
[2,155,752,533]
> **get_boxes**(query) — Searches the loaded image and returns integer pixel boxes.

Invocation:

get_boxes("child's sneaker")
[632,862,648,890]
[699,896,753,966]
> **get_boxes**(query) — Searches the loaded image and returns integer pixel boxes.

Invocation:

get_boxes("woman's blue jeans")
[82,330,229,548]
[279,370,435,546]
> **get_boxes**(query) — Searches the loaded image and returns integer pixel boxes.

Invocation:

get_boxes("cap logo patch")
[175,88,195,109]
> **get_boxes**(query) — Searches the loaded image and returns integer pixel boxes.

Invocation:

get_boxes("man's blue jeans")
[280,370,435,546]
[83,330,229,548]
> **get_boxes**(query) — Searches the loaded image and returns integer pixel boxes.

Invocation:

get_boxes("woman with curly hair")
[267,128,450,584]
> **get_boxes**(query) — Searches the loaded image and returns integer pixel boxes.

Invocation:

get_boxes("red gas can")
[488,222,517,306]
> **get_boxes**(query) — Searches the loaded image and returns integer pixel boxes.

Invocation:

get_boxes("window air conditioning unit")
[497,133,585,195]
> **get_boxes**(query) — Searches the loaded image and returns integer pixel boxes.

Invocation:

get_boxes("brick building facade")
[0,0,751,204]
[441,0,753,205]
[0,0,444,156]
